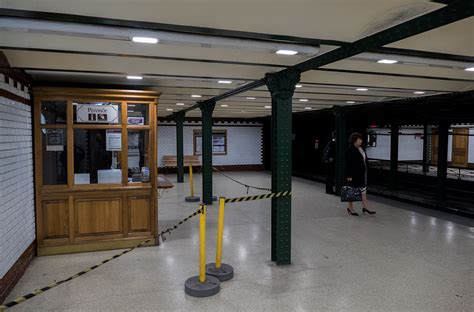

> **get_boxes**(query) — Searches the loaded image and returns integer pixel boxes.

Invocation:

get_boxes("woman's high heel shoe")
[362,207,376,215]
[347,208,359,216]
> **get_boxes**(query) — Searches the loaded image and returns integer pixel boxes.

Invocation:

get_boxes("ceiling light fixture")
[299,99,309,102]
[176,103,185,106]
[346,101,356,104]
[191,95,202,98]
[132,36,158,44]
[220,104,228,107]
[126,75,143,80]
[264,105,271,108]
[377,59,398,64]
[304,107,312,110]
[246,97,256,100]
[166,108,173,111]
[356,88,368,91]
[295,84,303,88]
[276,49,298,55]
[413,91,426,95]
[465,67,474,72]
[218,80,232,84]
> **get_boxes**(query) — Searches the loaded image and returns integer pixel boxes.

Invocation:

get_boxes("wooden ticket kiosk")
[33,88,160,255]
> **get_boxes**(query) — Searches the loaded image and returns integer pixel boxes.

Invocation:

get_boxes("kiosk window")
[127,104,149,125]
[41,101,67,124]
[42,129,68,185]
[73,129,122,184]
[128,130,150,182]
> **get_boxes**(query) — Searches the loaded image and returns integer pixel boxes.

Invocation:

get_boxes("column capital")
[265,68,301,101]
[173,111,186,123]
[333,105,351,117]
[199,100,216,115]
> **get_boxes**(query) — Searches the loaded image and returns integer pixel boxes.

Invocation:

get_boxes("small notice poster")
[76,104,119,124]
[106,130,122,151]
[46,129,64,152]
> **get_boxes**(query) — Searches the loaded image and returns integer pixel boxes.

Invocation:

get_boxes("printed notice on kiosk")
[76,104,119,124]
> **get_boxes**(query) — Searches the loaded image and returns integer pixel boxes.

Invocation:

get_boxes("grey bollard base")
[184,275,220,297]
[185,196,201,202]
[206,263,234,281]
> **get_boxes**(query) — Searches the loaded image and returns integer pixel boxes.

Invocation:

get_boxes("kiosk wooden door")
[451,128,468,167]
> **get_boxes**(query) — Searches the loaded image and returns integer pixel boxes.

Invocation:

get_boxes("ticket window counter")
[34,88,160,255]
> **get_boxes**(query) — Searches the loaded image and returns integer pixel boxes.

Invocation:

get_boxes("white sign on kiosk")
[76,104,119,124]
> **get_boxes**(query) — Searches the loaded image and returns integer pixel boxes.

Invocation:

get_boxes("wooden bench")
[162,155,201,168]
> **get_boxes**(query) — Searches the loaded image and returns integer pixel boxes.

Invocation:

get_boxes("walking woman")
[345,132,376,216]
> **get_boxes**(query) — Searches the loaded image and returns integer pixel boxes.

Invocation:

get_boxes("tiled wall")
[157,122,263,167]
[0,92,35,278]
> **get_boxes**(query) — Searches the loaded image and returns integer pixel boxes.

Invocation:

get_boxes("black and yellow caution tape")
[0,208,203,311]
[212,167,271,193]
[224,191,291,203]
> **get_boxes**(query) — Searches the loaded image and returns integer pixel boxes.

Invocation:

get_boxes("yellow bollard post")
[185,204,220,297]
[199,204,206,284]
[215,197,226,269]
[185,164,200,202]
[189,164,194,197]
[205,197,234,281]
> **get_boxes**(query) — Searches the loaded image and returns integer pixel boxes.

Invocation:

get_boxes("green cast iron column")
[199,100,215,205]
[265,68,300,265]
[390,123,399,190]
[334,106,348,196]
[437,122,449,203]
[174,112,185,183]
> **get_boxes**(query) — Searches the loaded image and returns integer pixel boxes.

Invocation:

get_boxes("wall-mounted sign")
[46,129,64,152]
[76,104,119,123]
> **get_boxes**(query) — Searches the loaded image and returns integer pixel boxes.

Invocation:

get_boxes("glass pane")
[42,128,67,185]
[74,129,122,184]
[73,102,121,125]
[128,130,149,182]
[41,101,67,124]
[127,104,149,125]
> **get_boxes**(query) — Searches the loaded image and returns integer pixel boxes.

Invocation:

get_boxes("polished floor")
[5,172,474,311]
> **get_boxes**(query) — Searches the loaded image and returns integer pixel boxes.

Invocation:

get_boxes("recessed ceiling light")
[299,99,309,102]
[132,37,158,44]
[218,80,232,84]
[413,91,426,95]
[464,67,474,72]
[356,88,368,91]
[126,75,143,80]
[304,107,312,110]
[220,104,228,107]
[276,49,298,55]
[377,59,398,64]
[191,95,202,98]
[166,108,173,111]
[295,84,303,88]
[264,105,271,108]
[346,101,356,104]
[246,97,256,100]
[176,103,185,106]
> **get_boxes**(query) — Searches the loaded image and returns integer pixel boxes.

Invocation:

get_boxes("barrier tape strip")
[225,191,291,203]
[0,208,203,311]
[212,167,271,193]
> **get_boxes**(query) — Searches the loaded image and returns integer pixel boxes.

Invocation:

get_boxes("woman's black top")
[345,145,368,187]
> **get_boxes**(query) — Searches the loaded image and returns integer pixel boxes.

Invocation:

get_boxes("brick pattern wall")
[0,94,35,280]
[158,122,263,168]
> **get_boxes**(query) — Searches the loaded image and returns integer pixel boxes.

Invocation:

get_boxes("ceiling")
[0,0,473,118]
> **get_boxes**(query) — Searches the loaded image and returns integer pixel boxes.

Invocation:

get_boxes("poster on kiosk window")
[76,104,119,124]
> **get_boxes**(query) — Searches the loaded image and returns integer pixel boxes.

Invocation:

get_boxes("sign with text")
[76,104,119,124]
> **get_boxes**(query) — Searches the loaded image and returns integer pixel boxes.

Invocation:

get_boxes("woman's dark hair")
[349,132,363,144]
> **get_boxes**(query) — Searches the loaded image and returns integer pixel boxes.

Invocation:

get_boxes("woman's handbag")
[340,185,362,202]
